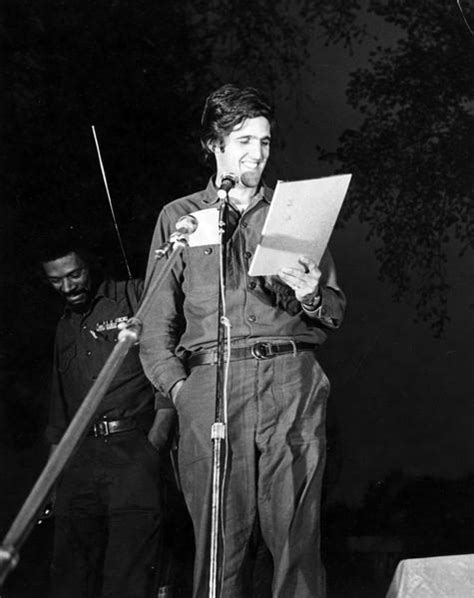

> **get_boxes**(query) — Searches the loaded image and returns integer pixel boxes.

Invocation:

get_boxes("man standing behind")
[41,238,174,598]
[140,84,346,597]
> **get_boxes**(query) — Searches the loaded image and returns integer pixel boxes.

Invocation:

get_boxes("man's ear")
[208,139,226,155]
[207,140,218,154]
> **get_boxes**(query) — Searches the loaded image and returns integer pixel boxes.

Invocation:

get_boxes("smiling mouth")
[66,291,86,303]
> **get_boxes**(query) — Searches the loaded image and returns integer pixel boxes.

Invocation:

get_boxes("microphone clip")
[217,173,238,200]
[154,233,185,259]
[154,214,198,260]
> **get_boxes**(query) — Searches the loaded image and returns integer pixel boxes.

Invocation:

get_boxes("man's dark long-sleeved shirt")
[46,279,157,445]
[140,180,346,397]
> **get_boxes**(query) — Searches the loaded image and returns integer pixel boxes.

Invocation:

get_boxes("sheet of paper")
[187,207,219,246]
[248,174,351,276]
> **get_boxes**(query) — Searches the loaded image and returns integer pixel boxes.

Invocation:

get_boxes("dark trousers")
[175,350,330,598]
[50,428,162,598]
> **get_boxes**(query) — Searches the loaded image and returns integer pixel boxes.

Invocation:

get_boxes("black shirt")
[46,279,157,444]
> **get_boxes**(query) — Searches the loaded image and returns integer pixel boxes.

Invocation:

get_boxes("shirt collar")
[62,279,109,319]
[201,177,273,206]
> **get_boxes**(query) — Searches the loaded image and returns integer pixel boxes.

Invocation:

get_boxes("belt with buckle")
[88,417,137,438]
[187,341,316,368]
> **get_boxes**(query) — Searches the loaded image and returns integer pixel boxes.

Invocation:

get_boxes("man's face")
[214,116,271,190]
[43,252,91,308]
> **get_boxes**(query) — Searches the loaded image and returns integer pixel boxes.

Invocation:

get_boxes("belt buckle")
[93,420,109,437]
[251,342,274,360]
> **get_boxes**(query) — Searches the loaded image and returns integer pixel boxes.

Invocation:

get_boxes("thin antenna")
[457,0,474,35]
[91,125,133,279]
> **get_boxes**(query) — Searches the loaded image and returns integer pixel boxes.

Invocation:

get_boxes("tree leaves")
[320,0,474,335]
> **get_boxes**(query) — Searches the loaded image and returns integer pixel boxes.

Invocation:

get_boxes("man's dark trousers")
[50,429,162,598]
[174,349,330,598]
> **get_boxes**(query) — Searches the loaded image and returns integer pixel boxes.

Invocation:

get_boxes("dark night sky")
[1,0,473,552]
[327,220,473,504]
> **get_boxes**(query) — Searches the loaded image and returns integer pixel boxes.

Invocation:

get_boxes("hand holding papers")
[248,174,352,276]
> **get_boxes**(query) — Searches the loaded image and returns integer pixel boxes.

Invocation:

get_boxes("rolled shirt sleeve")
[301,249,346,329]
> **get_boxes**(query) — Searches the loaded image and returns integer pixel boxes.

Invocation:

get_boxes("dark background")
[1,1,473,596]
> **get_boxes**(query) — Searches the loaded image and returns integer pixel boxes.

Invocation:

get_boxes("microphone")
[217,173,238,199]
[174,214,198,235]
[155,214,198,258]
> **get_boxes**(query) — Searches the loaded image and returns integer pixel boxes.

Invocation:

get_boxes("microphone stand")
[208,192,231,598]
[0,235,190,587]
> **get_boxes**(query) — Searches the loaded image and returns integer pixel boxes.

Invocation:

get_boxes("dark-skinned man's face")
[43,252,92,308]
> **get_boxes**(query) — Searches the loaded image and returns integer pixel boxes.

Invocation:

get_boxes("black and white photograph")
[1,2,473,597]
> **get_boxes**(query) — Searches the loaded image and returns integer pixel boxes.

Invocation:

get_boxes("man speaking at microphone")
[140,84,346,597]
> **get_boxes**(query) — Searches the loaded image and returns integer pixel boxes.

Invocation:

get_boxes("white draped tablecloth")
[386,554,474,598]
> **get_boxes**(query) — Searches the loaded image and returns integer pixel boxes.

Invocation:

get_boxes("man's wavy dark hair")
[37,229,104,281]
[200,84,274,156]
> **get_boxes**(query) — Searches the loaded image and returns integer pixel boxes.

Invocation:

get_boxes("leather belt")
[88,417,137,438]
[187,341,316,368]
